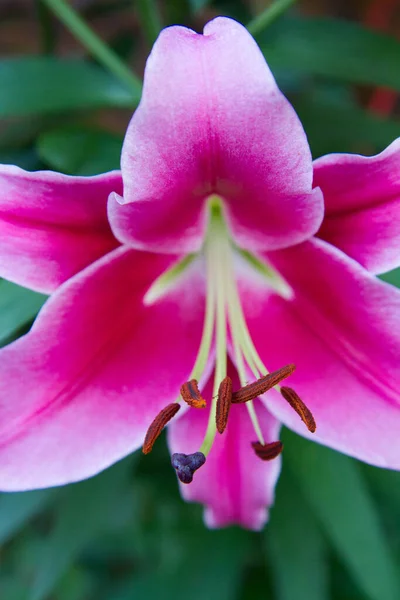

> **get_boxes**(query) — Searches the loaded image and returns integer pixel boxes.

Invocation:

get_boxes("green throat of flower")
[142,197,316,484]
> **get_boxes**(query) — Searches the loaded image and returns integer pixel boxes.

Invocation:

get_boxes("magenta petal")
[110,17,323,253]
[242,238,400,468]
[315,138,400,274]
[0,248,205,490]
[0,165,121,293]
[168,371,281,530]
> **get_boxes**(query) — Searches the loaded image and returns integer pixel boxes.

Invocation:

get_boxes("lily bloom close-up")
[0,17,400,530]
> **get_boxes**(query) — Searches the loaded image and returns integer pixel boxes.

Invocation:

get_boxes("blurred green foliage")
[1,0,400,599]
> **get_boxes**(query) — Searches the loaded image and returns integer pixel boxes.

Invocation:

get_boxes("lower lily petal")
[0,247,205,490]
[242,238,400,468]
[314,138,400,274]
[0,166,121,293]
[168,370,281,530]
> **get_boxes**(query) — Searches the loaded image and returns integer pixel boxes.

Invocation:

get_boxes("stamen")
[251,441,283,461]
[142,403,181,454]
[171,452,206,484]
[280,386,316,433]
[216,376,233,434]
[180,379,206,408]
[231,364,296,404]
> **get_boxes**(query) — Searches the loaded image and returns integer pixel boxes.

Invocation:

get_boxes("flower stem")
[247,0,297,37]
[43,0,142,97]
[135,0,162,45]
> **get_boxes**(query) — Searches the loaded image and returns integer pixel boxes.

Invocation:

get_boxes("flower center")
[142,196,316,483]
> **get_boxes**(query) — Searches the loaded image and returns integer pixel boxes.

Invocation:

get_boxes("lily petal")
[241,238,400,469]
[0,165,121,293]
[168,369,281,530]
[109,17,323,253]
[315,138,400,274]
[0,247,205,490]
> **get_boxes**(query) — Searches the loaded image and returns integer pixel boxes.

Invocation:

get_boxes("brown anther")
[216,376,233,434]
[280,386,316,433]
[142,403,181,454]
[180,379,207,408]
[231,364,296,404]
[251,441,283,461]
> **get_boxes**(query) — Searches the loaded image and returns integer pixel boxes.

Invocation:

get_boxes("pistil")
[141,196,316,484]
[197,206,229,456]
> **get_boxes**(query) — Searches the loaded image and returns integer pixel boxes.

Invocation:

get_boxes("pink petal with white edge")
[240,238,400,469]
[109,17,323,253]
[168,370,281,530]
[0,165,121,293]
[0,247,205,490]
[315,138,400,274]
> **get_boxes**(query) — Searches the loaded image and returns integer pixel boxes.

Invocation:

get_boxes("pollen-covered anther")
[180,379,207,408]
[251,441,283,461]
[280,386,316,433]
[231,364,296,404]
[142,403,181,455]
[216,376,233,434]
[171,452,206,484]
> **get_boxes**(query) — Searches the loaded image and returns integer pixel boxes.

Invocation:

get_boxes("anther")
[280,386,316,433]
[231,364,296,404]
[171,452,206,484]
[251,441,283,461]
[180,379,207,408]
[142,403,181,455]
[216,376,232,434]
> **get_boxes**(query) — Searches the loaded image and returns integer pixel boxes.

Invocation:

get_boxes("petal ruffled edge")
[0,165,121,293]
[314,138,400,274]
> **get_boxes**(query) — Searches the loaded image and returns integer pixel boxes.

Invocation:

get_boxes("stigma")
[142,197,316,484]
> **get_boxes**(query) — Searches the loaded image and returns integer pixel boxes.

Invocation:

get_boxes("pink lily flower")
[1,17,400,530]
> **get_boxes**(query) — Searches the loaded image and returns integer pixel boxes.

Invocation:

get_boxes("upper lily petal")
[315,138,400,274]
[0,247,205,490]
[109,17,323,254]
[0,165,121,293]
[241,238,400,468]
[168,370,281,530]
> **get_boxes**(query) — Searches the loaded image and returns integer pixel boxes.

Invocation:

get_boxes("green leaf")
[284,431,400,600]
[362,464,400,553]
[37,127,123,175]
[247,0,296,36]
[135,0,162,45]
[188,0,211,12]
[30,457,136,600]
[258,17,400,90]
[380,268,400,289]
[293,92,400,157]
[265,467,329,600]
[0,489,55,545]
[110,527,251,600]
[0,280,47,346]
[0,58,138,118]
